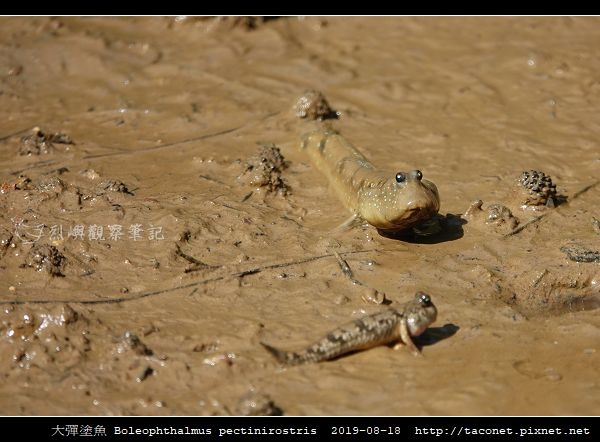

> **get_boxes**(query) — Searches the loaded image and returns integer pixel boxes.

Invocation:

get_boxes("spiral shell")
[516,170,557,207]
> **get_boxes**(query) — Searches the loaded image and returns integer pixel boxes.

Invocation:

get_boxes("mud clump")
[1,304,89,370]
[0,227,13,250]
[217,16,276,30]
[463,200,519,235]
[507,265,600,314]
[238,144,289,195]
[515,170,557,208]
[592,217,600,235]
[235,390,283,416]
[22,244,66,276]
[486,204,519,230]
[18,127,74,156]
[294,90,337,120]
[35,176,66,194]
[97,179,134,195]
[111,332,158,383]
[115,331,154,356]
[2,174,33,192]
[38,304,79,326]
[174,16,278,31]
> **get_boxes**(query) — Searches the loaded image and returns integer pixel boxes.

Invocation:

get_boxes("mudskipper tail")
[260,342,299,365]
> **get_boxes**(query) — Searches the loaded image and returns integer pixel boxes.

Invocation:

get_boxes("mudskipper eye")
[415,170,423,181]
[395,172,406,183]
[417,292,431,306]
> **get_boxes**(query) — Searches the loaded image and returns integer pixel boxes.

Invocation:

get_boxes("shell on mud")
[294,90,337,120]
[516,170,557,207]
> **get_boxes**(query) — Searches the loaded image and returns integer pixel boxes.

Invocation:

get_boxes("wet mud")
[0,17,599,415]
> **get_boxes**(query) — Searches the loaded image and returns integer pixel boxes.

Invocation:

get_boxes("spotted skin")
[261,292,437,365]
[300,129,440,232]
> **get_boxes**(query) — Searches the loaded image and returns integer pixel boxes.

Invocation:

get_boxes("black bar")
[0,416,596,441]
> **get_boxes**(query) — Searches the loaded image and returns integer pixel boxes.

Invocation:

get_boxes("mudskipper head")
[358,169,440,232]
[405,291,437,336]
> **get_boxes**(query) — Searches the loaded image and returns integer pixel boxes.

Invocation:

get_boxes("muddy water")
[0,17,599,415]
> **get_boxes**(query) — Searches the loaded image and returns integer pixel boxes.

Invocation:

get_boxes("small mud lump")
[238,144,289,195]
[23,244,66,276]
[19,127,74,156]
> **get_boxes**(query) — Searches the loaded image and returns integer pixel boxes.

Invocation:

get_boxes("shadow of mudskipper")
[413,323,460,348]
[378,213,466,244]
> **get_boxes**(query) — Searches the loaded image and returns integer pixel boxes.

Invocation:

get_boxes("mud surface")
[0,17,599,415]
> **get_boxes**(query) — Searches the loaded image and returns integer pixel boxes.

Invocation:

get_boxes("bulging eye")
[417,292,431,306]
[395,172,406,183]
[415,170,423,180]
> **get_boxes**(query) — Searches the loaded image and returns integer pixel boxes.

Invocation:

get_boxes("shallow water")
[0,16,598,415]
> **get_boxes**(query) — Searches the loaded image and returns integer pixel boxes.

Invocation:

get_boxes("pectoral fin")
[331,213,367,234]
[398,320,422,356]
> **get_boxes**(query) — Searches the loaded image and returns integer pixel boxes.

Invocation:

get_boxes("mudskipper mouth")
[405,204,437,224]
[379,208,430,232]
[378,205,441,234]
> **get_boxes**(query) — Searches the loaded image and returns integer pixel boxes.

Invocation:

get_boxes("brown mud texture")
[0,17,599,415]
